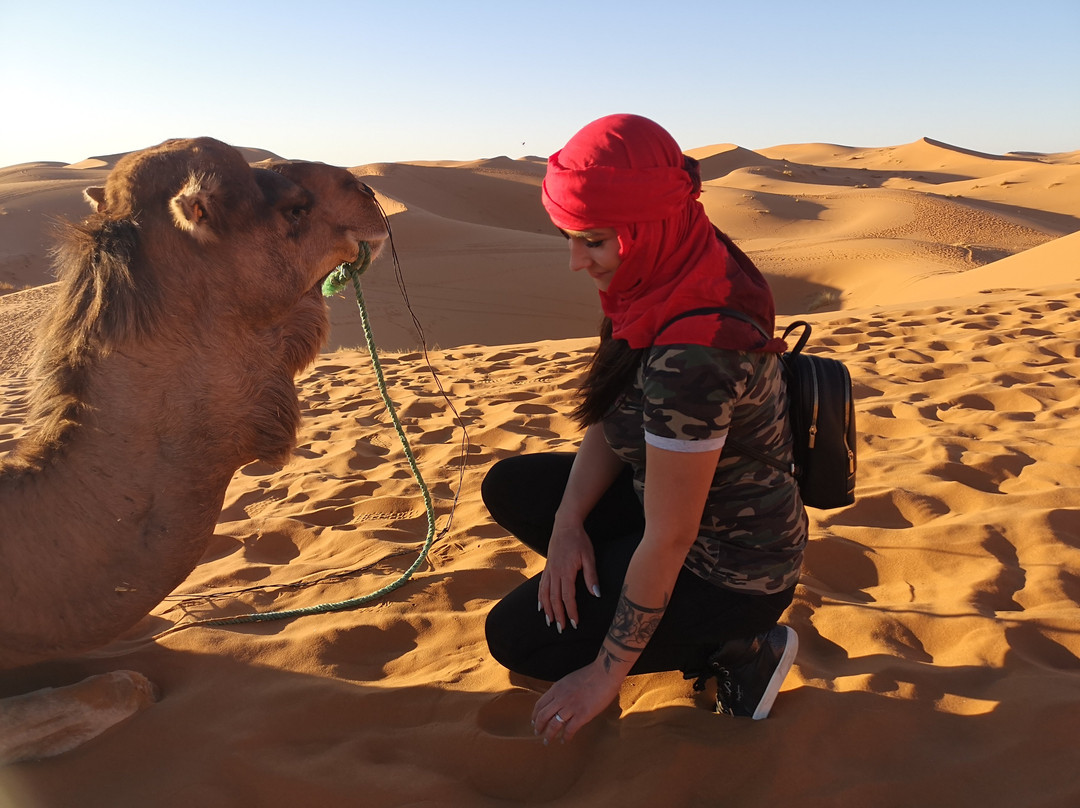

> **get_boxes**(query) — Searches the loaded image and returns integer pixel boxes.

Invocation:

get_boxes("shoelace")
[714,668,743,716]
[687,660,744,715]
[685,633,766,714]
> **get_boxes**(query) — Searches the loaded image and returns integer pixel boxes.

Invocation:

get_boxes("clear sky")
[2,0,1077,167]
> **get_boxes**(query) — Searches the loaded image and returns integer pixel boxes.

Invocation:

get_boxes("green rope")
[186,243,437,627]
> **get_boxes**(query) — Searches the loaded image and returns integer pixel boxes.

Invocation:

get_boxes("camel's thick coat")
[0,138,388,762]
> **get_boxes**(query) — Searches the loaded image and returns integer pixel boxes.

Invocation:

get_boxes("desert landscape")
[1,136,1078,806]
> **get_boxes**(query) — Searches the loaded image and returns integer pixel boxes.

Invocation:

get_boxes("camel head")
[78,137,388,339]
[12,137,389,473]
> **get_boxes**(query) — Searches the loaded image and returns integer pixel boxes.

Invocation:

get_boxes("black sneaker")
[690,625,798,720]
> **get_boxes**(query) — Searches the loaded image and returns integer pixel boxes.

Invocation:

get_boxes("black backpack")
[657,308,856,510]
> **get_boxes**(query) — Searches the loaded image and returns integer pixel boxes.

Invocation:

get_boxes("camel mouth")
[318,240,380,298]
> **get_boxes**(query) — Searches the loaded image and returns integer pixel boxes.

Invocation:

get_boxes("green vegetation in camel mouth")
[321,241,373,298]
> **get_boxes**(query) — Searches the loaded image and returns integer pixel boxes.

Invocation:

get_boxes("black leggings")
[482,453,795,682]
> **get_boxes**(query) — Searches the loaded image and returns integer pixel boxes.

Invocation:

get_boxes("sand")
[1,138,1079,807]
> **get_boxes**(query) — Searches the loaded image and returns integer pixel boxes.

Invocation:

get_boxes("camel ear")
[169,173,220,243]
[84,186,107,213]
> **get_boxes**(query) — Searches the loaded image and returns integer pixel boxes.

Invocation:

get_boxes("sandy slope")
[3,137,1077,349]
[1,137,1079,807]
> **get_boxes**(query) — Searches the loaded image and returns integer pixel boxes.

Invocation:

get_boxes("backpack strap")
[725,435,794,475]
[656,307,771,345]
[781,320,812,356]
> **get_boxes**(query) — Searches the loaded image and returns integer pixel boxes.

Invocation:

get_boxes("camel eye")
[278,187,313,227]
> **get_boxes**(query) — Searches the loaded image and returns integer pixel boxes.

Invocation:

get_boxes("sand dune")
[1,137,1079,806]
[4,138,1076,350]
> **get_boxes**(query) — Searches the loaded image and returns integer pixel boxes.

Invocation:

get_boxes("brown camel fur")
[0,137,388,763]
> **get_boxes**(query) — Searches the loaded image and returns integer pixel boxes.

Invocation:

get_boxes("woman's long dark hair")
[571,317,643,426]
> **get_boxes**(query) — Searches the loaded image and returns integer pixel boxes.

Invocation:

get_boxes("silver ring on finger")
[554,713,566,723]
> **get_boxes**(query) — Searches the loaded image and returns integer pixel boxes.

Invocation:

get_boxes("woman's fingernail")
[556,622,563,634]
[570,619,578,630]
[537,601,542,612]
[545,614,551,627]
[592,585,601,598]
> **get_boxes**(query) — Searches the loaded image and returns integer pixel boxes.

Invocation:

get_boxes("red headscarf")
[542,114,785,353]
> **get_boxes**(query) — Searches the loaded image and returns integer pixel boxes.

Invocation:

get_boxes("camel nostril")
[358,182,375,199]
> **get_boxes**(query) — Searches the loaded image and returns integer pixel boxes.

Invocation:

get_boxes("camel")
[0,137,388,764]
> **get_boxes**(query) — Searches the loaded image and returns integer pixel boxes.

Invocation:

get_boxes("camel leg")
[0,670,157,765]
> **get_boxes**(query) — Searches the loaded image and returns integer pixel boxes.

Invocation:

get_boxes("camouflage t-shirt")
[601,344,807,593]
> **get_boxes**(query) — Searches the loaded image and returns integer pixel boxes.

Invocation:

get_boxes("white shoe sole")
[752,626,799,720]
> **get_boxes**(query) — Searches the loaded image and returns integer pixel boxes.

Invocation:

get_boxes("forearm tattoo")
[598,645,631,674]
[600,585,670,671]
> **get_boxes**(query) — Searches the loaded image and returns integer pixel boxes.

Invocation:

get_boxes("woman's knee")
[480,456,515,513]
[484,591,540,676]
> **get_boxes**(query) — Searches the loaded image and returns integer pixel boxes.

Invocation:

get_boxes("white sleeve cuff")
[644,431,728,453]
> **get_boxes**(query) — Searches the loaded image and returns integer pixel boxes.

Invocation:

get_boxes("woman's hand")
[531,658,622,744]
[539,423,621,632]
[538,516,600,634]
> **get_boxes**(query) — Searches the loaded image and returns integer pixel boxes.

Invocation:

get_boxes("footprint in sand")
[313,622,420,681]
[468,689,589,801]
